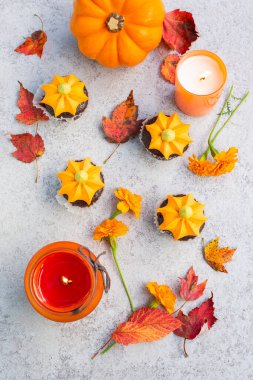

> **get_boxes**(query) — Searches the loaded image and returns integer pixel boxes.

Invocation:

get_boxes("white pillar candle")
[177,55,225,95]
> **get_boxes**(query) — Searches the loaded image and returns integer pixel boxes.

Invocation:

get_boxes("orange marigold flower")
[188,147,238,177]
[147,282,176,314]
[188,155,215,176]
[114,187,142,219]
[212,147,238,176]
[94,219,128,241]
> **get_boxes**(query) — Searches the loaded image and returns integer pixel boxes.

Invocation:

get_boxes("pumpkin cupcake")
[156,194,207,241]
[140,112,191,160]
[57,158,105,207]
[40,74,88,120]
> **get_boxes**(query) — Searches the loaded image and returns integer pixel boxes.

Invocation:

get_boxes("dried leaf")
[203,238,236,273]
[102,90,142,144]
[15,30,47,58]
[16,82,49,125]
[112,307,182,345]
[161,54,181,84]
[179,267,207,301]
[10,133,45,163]
[174,294,217,340]
[163,9,199,54]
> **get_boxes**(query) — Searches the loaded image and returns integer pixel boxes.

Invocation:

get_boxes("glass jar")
[24,241,109,322]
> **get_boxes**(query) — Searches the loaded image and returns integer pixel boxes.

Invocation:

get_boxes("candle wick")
[60,275,73,285]
[199,70,212,81]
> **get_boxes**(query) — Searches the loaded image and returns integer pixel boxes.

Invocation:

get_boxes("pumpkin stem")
[106,13,124,33]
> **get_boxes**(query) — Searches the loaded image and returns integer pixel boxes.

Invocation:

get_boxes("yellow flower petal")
[114,187,142,219]
[147,282,176,314]
[117,201,130,214]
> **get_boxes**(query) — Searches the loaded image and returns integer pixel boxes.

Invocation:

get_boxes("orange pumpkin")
[70,0,165,68]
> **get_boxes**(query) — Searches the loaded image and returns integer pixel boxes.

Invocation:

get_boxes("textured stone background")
[1,0,253,379]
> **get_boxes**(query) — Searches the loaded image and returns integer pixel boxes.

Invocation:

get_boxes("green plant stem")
[209,90,250,146]
[200,87,250,159]
[148,298,160,308]
[110,209,122,219]
[208,85,234,145]
[109,237,135,313]
[200,86,233,160]
[101,341,116,355]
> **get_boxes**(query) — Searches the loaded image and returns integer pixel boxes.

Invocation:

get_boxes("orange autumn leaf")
[112,307,182,345]
[16,82,49,125]
[161,54,181,84]
[102,90,142,144]
[15,29,47,58]
[10,133,45,163]
[163,10,199,54]
[147,282,176,314]
[93,219,128,241]
[203,238,236,273]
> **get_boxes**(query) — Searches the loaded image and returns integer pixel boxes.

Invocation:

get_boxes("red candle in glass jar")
[24,242,109,322]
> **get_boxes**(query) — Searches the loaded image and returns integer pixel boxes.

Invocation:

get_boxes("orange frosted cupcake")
[156,194,207,240]
[140,112,191,160]
[57,158,105,207]
[40,74,88,120]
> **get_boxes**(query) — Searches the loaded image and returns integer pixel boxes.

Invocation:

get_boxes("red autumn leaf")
[174,294,217,340]
[161,54,181,84]
[163,9,199,54]
[10,133,45,163]
[102,90,142,144]
[112,307,182,345]
[15,30,47,58]
[16,81,49,125]
[179,266,207,301]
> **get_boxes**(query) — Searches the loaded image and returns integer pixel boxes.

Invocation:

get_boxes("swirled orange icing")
[41,74,88,116]
[57,158,104,205]
[146,112,191,159]
[157,194,207,240]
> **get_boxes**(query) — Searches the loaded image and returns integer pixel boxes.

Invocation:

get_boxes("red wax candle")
[33,251,92,312]
[25,242,105,322]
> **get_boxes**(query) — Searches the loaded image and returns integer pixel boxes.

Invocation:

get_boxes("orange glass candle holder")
[24,241,110,322]
[175,50,227,116]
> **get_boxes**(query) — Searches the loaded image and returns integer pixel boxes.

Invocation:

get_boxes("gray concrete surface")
[0,0,253,379]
